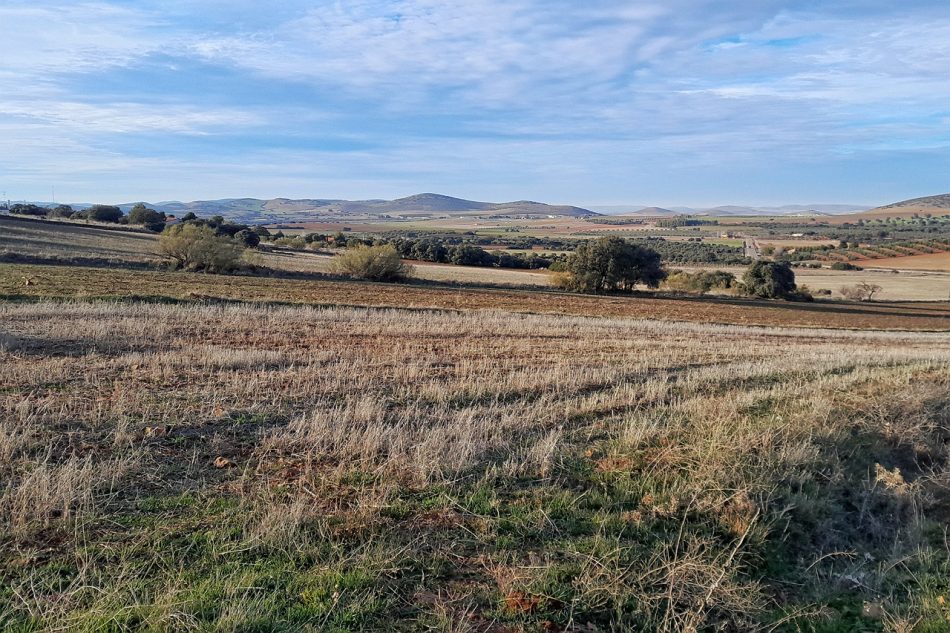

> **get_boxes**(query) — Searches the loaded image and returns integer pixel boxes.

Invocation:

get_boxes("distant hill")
[877,193,950,211]
[115,193,596,223]
[844,193,950,220]
[615,206,679,217]
[591,203,869,217]
[697,204,868,216]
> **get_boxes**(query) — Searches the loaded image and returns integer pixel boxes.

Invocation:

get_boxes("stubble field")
[1,300,950,631]
[3,262,949,331]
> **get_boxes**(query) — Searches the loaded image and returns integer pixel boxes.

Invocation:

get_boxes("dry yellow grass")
[1,299,949,630]
[0,215,158,264]
[795,267,950,301]
[261,249,554,286]
[863,251,950,272]
[677,263,950,302]
[3,262,949,330]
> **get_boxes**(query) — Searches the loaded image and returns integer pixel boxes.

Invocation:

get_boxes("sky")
[2,1,950,208]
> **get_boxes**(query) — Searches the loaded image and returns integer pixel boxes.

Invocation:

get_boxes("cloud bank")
[2,0,949,205]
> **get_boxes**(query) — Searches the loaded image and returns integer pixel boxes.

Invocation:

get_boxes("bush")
[562,237,665,293]
[840,282,882,301]
[128,203,166,231]
[158,224,245,273]
[48,205,74,218]
[9,203,48,217]
[234,229,261,248]
[449,244,496,267]
[85,205,124,223]
[742,261,797,299]
[830,261,863,271]
[664,270,736,294]
[331,244,413,281]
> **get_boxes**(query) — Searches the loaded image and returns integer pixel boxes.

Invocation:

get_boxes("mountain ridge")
[115,194,597,223]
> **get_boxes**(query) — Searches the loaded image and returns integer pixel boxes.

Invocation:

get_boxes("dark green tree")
[742,261,797,299]
[86,204,123,223]
[9,203,48,217]
[49,204,74,218]
[128,203,166,231]
[563,237,665,293]
[234,229,261,248]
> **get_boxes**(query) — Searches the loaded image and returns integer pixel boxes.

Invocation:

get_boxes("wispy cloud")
[1,0,949,204]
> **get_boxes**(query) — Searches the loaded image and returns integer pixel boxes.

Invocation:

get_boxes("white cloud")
[2,101,262,135]
[2,0,950,202]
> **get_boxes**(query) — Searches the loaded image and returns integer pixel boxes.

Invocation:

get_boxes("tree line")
[6,203,814,300]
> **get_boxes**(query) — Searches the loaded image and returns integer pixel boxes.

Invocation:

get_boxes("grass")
[1,299,950,631]
[0,215,159,266]
[864,252,950,272]
[3,262,950,331]
[5,213,950,300]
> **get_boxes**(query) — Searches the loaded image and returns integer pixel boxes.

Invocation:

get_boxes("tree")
[742,261,797,299]
[234,229,261,248]
[86,204,123,223]
[158,224,245,273]
[840,282,882,301]
[128,203,166,231]
[49,204,74,218]
[9,203,48,217]
[561,236,665,293]
[331,244,413,281]
[448,244,496,267]
[665,269,735,294]
[830,261,862,271]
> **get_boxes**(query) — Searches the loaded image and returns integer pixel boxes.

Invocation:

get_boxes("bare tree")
[840,282,882,301]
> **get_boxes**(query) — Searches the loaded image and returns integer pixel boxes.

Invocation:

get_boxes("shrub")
[48,205,74,218]
[9,203,48,217]
[158,224,245,273]
[331,244,413,281]
[449,244,496,266]
[234,229,261,248]
[742,261,797,299]
[273,236,307,249]
[830,261,863,271]
[562,236,665,293]
[840,282,882,301]
[664,270,736,294]
[85,205,123,223]
[128,203,166,231]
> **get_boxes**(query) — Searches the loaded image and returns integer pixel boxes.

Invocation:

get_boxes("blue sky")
[2,1,950,207]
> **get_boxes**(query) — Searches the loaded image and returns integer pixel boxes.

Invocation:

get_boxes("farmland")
[4,214,950,301]
[0,215,158,266]
[3,263,949,330]
[2,298,950,631]
[2,209,950,630]
[864,252,950,272]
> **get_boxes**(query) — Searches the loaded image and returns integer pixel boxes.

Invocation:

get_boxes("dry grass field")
[0,215,158,265]
[1,300,949,631]
[263,250,554,287]
[3,263,950,331]
[4,213,950,301]
[794,268,950,302]
[864,252,950,272]
[675,265,950,303]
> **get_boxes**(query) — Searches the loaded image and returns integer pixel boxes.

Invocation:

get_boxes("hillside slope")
[123,194,596,223]
[843,193,950,220]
